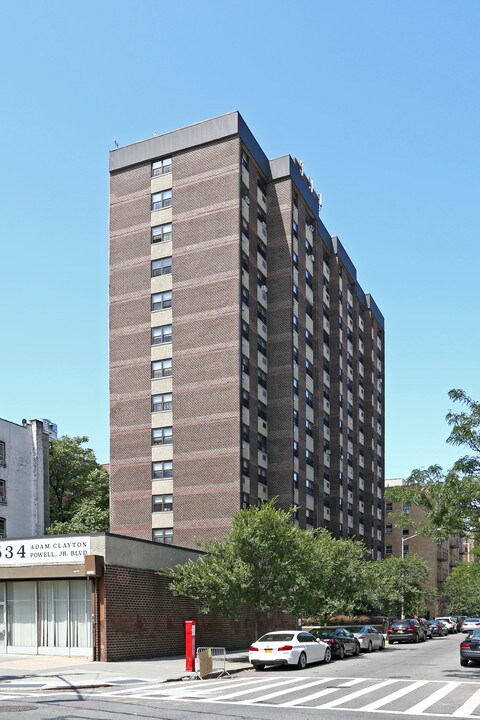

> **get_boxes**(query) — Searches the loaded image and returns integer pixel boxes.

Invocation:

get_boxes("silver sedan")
[345,625,385,652]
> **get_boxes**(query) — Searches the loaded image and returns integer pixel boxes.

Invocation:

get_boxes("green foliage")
[167,501,373,632]
[366,554,431,618]
[47,436,109,534]
[385,390,480,543]
[444,563,480,615]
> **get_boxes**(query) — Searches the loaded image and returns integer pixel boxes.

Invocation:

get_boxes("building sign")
[0,537,91,565]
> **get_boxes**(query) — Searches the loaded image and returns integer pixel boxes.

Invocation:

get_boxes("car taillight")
[249,645,259,651]
[387,627,393,632]
[406,626,414,631]
[277,645,293,651]
[461,642,471,648]
[358,635,366,639]
[322,638,334,644]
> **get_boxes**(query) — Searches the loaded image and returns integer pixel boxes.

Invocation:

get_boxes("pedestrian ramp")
[99,674,480,718]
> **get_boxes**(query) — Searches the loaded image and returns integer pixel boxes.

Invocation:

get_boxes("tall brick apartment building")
[109,112,385,556]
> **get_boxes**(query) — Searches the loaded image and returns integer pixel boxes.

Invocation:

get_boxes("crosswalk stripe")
[360,680,427,711]
[205,676,301,700]
[316,678,397,708]
[404,681,460,714]
[451,686,480,717]
[282,678,365,707]
[241,678,332,704]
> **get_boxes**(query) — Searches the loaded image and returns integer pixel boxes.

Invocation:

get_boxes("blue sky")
[1,0,478,477]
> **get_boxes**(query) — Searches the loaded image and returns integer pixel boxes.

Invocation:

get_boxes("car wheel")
[254,664,265,671]
[414,634,419,643]
[297,652,307,670]
[460,658,469,667]
[324,647,332,664]
[338,645,345,660]
[379,638,385,650]
[367,641,372,653]
[354,642,360,656]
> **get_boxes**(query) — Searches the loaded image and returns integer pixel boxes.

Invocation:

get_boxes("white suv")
[435,617,457,634]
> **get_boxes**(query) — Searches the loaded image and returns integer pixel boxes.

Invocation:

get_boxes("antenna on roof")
[113,137,119,149]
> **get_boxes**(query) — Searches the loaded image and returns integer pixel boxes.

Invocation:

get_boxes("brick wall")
[101,564,294,661]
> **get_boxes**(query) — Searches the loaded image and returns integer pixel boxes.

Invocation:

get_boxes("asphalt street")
[2,633,480,720]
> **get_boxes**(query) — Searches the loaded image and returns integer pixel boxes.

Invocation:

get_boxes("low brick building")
[0,532,292,661]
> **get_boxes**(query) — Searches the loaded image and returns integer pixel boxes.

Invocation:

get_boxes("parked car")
[435,617,458,634]
[344,625,385,652]
[249,630,332,670]
[460,629,480,666]
[418,618,432,639]
[309,627,360,659]
[387,619,426,644]
[428,619,448,637]
[461,618,480,633]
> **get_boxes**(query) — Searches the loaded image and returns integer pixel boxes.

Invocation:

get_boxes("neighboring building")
[385,478,471,615]
[0,418,54,539]
[109,111,385,555]
[0,533,292,659]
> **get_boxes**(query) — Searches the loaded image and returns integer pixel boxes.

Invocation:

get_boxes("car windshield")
[465,618,480,623]
[345,626,364,633]
[258,633,294,642]
[391,621,410,626]
[311,629,333,636]
[469,630,480,638]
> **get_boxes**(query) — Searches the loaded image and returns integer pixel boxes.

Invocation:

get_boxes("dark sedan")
[428,619,448,637]
[387,619,425,644]
[309,627,360,659]
[460,629,480,666]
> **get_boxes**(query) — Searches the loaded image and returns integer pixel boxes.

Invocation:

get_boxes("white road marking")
[316,678,398,708]
[360,680,427,711]
[404,682,461,714]
[452,686,480,717]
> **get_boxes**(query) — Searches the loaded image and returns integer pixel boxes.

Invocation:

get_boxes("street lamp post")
[401,533,419,619]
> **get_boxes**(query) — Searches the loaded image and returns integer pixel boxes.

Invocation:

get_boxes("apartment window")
[306,509,314,526]
[258,177,267,195]
[242,423,250,443]
[305,270,313,289]
[151,157,172,176]
[402,527,410,536]
[258,433,267,453]
[0,518,5,538]
[306,478,314,496]
[152,494,173,512]
[293,378,299,396]
[151,358,172,378]
[241,286,249,308]
[151,190,172,211]
[242,492,250,509]
[258,369,267,389]
[242,151,249,170]
[385,523,392,533]
[0,480,5,503]
[306,419,314,437]
[403,544,410,556]
[242,253,249,272]
[152,257,172,277]
[385,501,393,513]
[305,239,313,255]
[305,329,314,348]
[306,450,314,468]
[241,355,250,376]
[151,291,172,311]
[293,314,298,331]
[293,221,298,237]
[293,440,299,457]
[151,427,172,445]
[402,502,410,514]
[257,239,267,260]
[241,320,249,341]
[151,324,172,345]
[257,269,267,288]
[152,393,172,412]
[293,284,298,299]
[306,389,314,408]
[258,467,267,484]
[292,251,298,269]
[293,471,299,489]
[152,460,173,477]
[306,359,313,378]
[306,300,313,319]
[258,402,267,421]
[151,223,172,244]
[0,442,5,466]
[242,458,250,477]
[152,528,173,544]
[257,337,267,357]
[242,389,250,410]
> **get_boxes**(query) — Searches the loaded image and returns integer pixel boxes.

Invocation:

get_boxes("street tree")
[365,555,431,618]
[444,562,480,616]
[385,390,480,543]
[47,435,110,534]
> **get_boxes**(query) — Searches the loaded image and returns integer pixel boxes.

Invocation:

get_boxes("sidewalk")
[0,650,252,692]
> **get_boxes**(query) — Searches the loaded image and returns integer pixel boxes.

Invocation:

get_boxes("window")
[385,545,393,555]
[293,471,299,489]
[293,378,299,396]
[258,401,267,421]
[241,320,249,341]
[242,424,249,443]
[385,523,392,533]
[151,223,172,244]
[258,369,267,389]
[152,494,173,512]
[242,355,250,375]
[241,286,249,308]
[242,458,250,477]
[152,257,172,277]
[242,151,249,170]
[257,337,267,357]
[151,190,172,211]
[242,492,250,508]
[306,359,313,378]
[306,509,314,526]
[306,389,314,408]
[152,528,173,544]
[152,460,173,477]
[403,544,410,556]
[242,388,250,409]
[151,157,172,176]
[258,433,267,453]
[305,329,314,348]
[306,478,314,495]
[293,409,299,427]
[292,251,298,269]
[151,291,172,311]
[385,501,393,513]
[306,419,314,437]
[306,450,314,467]
[151,324,172,345]
[293,440,299,457]
[305,269,313,289]
[293,314,299,331]
[152,393,172,412]
[293,284,298,299]
[258,467,267,484]
[151,427,172,445]
[402,527,410,536]
[0,442,5,466]
[151,358,172,378]
[0,479,5,503]
[402,502,410,514]
[0,517,5,538]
